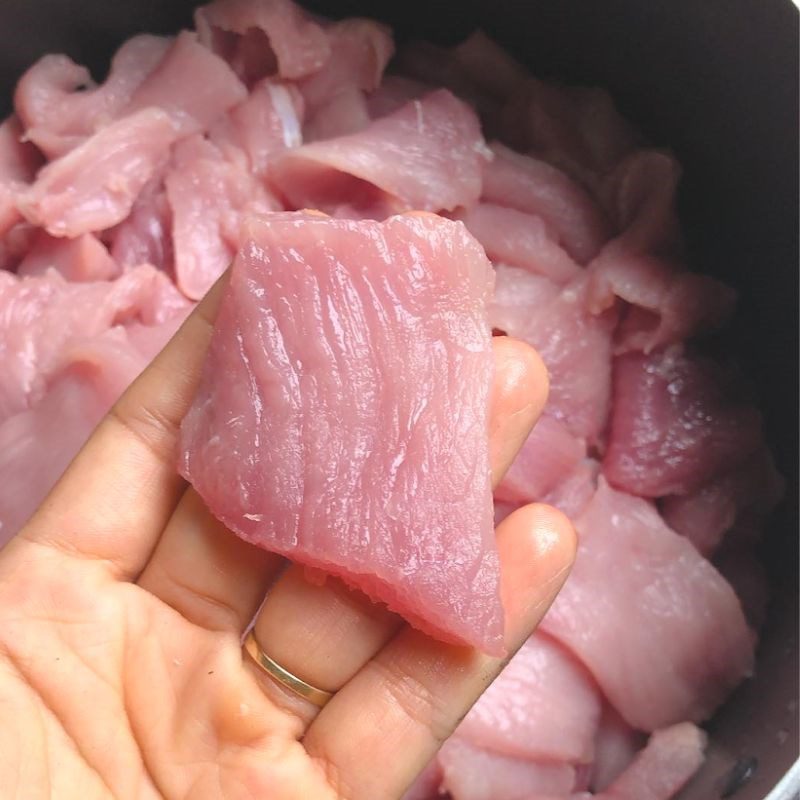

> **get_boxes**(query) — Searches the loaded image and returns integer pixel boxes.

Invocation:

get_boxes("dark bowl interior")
[0,1,796,797]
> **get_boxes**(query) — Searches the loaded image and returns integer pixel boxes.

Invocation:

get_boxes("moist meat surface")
[0,2,782,798]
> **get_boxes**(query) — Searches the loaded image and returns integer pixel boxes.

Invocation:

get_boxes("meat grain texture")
[0,1,782,798]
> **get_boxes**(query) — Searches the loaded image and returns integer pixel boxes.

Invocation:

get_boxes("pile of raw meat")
[0,1,783,798]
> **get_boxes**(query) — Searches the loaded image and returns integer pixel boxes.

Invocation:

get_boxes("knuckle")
[106,397,180,464]
[371,658,453,747]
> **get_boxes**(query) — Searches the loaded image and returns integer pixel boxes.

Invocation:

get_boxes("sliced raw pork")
[540,479,755,731]
[457,203,583,284]
[0,265,188,421]
[586,247,736,354]
[17,231,118,281]
[17,108,180,237]
[180,212,502,653]
[0,116,42,238]
[490,264,616,442]
[123,31,247,137]
[540,459,600,519]
[109,179,173,272]
[456,632,602,764]
[603,348,763,497]
[497,78,639,180]
[302,87,371,141]
[660,446,784,556]
[595,723,706,800]
[590,706,644,793]
[366,75,430,119]
[166,136,281,299]
[495,415,585,506]
[438,737,576,800]
[13,35,172,158]
[195,0,331,81]
[599,150,683,256]
[209,78,304,174]
[0,330,148,545]
[269,90,488,214]
[482,142,611,264]
[299,18,394,137]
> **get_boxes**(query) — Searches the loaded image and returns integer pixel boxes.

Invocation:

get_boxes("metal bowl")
[0,1,796,797]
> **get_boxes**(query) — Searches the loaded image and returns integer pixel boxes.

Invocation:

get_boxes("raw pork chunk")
[603,348,763,497]
[595,723,706,800]
[540,479,754,731]
[269,90,487,215]
[456,632,602,764]
[180,212,502,653]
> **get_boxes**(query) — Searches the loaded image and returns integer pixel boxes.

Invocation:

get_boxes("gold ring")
[243,631,334,708]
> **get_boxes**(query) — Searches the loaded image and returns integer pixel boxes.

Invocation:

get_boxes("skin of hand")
[0,276,576,800]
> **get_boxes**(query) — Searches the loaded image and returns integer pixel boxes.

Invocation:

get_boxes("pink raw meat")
[449,31,528,101]
[195,0,331,81]
[493,501,519,527]
[498,78,639,182]
[13,35,172,159]
[595,723,706,800]
[166,136,281,300]
[180,212,501,653]
[0,265,188,421]
[457,203,583,284]
[401,759,443,800]
[396,31,527,119]
[495,415,586,505]
[17,231,118,281]
[491,264,616,442]
[302,87,371,140]
[210,78,304,173]
[17,108,180,237]
[298,18,393,137]
[0,116,42,238]
[540,479,755,731]
[661,446,784,556]
[123,31,247,137]
[438,737,576,800]
[0,223,38,272]
[587,247,736,354]
[590,706,644,793]
[600,150,683,255]
[0,116,42,183]
[482,142,611,263]
[540,459,600,520]
[0,330,148,545]
[395,40,498,115]
[109,179,173,272]
[457,633,602,763]
[269,90,488,214]
[603,348,763,497]
[299,18,394,114]
[366,76,430,119]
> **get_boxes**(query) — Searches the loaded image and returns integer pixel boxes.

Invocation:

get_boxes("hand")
[0,279,575,800]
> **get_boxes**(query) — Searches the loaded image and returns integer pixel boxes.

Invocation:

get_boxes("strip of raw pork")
[179,211,502,654]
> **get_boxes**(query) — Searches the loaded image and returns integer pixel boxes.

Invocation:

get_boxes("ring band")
[243,631,334,708]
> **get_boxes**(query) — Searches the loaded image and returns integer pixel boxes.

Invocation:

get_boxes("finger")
[489,336,549,482]
[136,488,285,631]
[136,337,546,649]
[17,275,227,582]
[303,504,576,800]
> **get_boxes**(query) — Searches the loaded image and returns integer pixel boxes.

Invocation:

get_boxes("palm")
[0,286,574,800]
[0,548,338,799]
